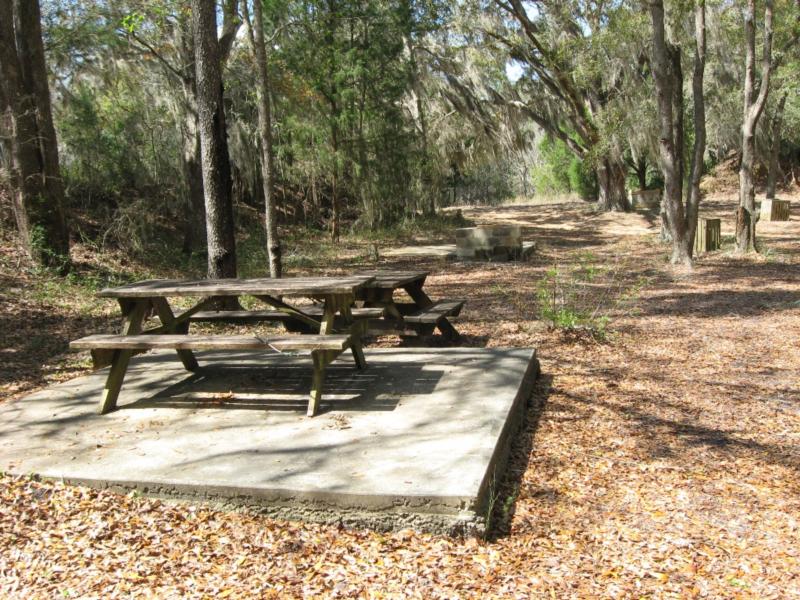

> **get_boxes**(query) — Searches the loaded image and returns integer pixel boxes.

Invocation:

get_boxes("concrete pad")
[382,243,458,258]
[0,348,539,535]
[382,242,535,261]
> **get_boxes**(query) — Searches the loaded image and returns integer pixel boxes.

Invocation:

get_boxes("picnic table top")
[98,276,376,299]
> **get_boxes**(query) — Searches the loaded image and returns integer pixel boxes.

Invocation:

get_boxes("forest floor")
[1,193,799,598]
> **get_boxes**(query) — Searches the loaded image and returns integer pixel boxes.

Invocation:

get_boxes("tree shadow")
[638,287,799,318]
[0,304,116,396]
[122,361,444,414]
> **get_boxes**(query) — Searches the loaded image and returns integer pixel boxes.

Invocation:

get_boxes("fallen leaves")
[2,194,800,597]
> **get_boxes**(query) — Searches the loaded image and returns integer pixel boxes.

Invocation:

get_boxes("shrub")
[536,256,647,341]
[567,158,597,200]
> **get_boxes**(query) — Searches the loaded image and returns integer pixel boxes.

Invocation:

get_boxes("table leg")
[341,303,366,369]
[151,297,199,371]
[98,299,149,414]
[308,349,337,417]
[319,299,337,335]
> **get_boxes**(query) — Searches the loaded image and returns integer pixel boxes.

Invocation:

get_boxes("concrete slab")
[0,348,539,535]
[383,242,535,261]
[382,243,458,258]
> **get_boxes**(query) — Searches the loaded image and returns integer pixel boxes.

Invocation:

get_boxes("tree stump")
[759,199,790,222]
[694,217,721,254]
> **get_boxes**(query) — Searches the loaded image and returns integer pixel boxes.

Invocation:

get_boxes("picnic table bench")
[70,276,373,417]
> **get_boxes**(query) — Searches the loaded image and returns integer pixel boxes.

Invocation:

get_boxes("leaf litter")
[1,194,800,598]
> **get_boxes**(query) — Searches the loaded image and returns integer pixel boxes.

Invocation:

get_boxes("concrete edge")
[35,474,485,536]
[473,349,541,516]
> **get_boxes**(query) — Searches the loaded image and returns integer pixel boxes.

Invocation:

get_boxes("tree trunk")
[191,0,237,279]
[649,0,706,267]
[634,155,647,190]
[595,158,630,211]
[765,91,786,200]
[243,0,282,278]
[736,0,773,253]
[0,0,69,269]
[179,79,206,254]
[683,0,707,261]
[649,0,687,265]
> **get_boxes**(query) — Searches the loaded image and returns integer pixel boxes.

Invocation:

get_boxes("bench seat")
[186,307,384,323]
[70,334,351,352]
[404,300,465,325]
[71,333,360,417]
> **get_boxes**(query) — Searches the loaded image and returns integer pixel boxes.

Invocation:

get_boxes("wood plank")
[187,307,383,322]
[304,306,383,319]
[99,276,375,299]
[189,309,296,322]
[71,334,351,352]
[404,300,465,324]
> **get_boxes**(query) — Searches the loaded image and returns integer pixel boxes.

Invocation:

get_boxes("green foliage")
[531,136,594,198]
[531,136,572,195]
[567,158,597,200]
[536,254,648,341]
[57,79,180,205]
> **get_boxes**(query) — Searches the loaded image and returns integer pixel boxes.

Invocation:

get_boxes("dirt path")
[2,195,799,598]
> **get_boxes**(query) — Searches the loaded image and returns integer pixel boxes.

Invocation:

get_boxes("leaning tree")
[488,0,649,211]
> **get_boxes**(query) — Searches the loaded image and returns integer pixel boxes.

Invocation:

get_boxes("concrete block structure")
[455,225,523,260]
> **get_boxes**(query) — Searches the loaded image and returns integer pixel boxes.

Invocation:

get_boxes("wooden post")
[760,199,790,222]
[694,217,721,254]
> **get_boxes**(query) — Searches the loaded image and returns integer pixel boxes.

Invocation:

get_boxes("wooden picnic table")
[70,276,374,417]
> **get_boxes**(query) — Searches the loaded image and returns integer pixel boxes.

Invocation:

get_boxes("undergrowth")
[536,252,648,341]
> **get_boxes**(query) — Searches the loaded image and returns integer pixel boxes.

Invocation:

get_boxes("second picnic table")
[354,270,464,341]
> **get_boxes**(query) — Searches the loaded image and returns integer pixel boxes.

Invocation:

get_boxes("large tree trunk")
[649,0,706,267]
[736,0,773,253]
[243,0,282,278]
[595,158,630,212]
[191,0,237,279]
[0,0,69,269]
[649,0,684,262]
[765,91,786,200]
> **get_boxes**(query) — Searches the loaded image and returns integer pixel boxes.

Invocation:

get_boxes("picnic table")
[354,271,464,341]
[70,276,374,417]
[184,270,464,341]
